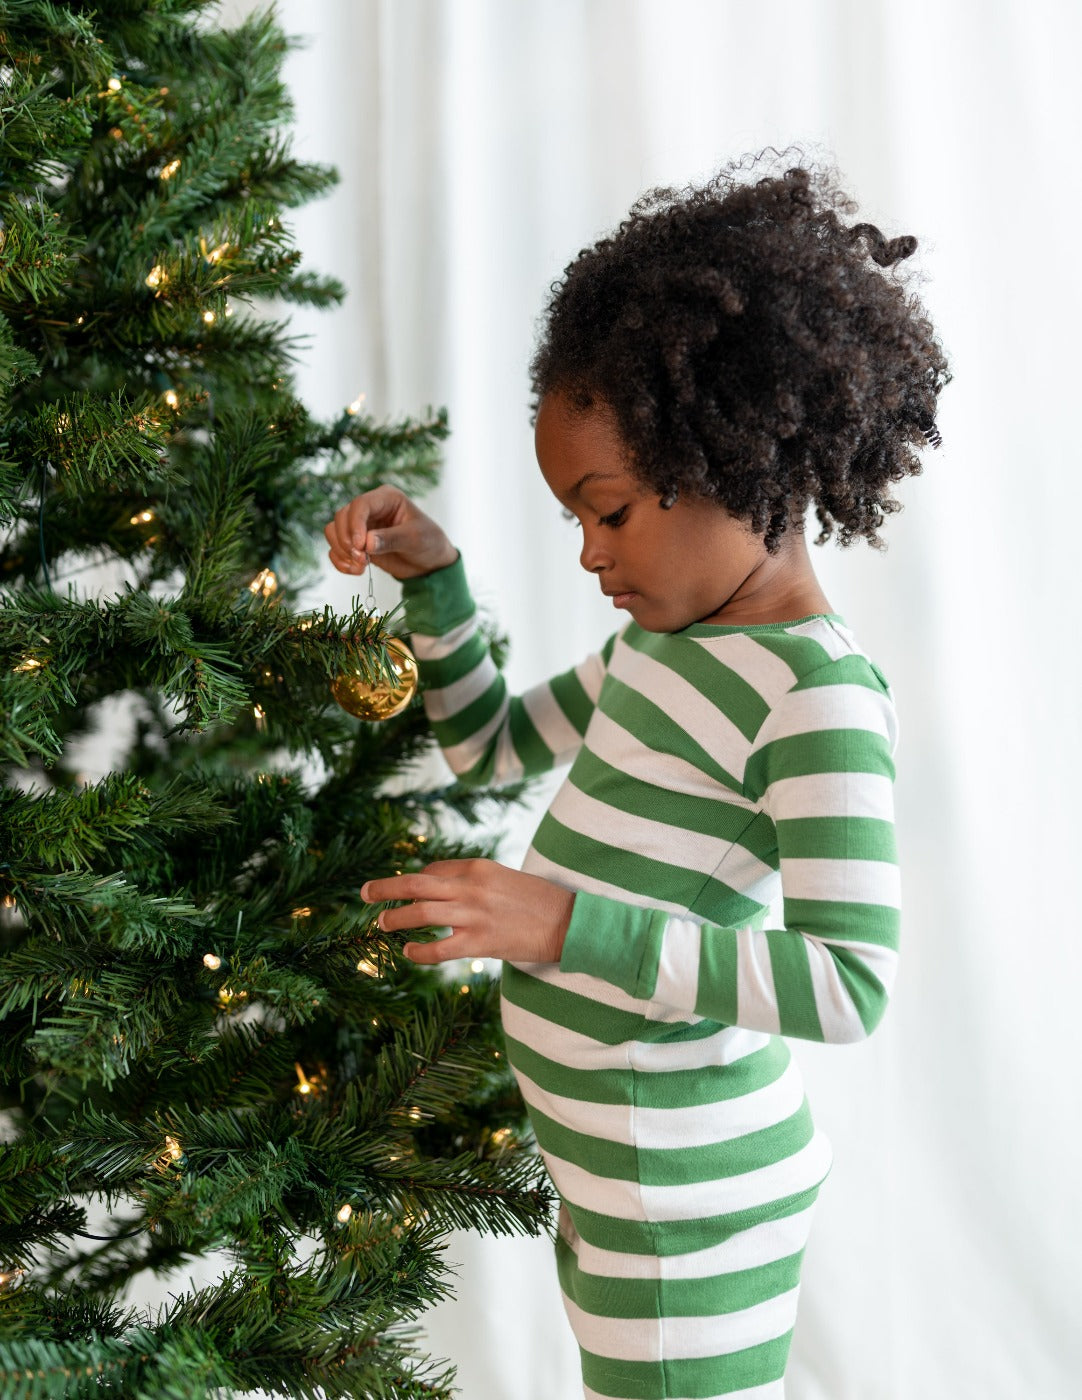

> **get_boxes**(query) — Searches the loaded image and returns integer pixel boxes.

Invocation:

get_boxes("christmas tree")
[0,4,551,1396]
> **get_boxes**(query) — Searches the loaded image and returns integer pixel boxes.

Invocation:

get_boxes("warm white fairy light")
[336,1204,353,1223]
[163,389,179,409]
[292,906,312,919]
[107,77,122,92]
[13,657,43,674]
[202,953,221,971]
[1,895,16,910]
[130,509,155,526]
[459,983,470,996]
[145,264,168,291]
[470,959,485,974]
[164,1135,183,1161]
[201,239,230,264]
[346,392,366,416]
[252,704,266,731]
[490,1127,513,1149]
[408,1106,423,1122]
[356,958,378,977]
[202,310,216,325]
[248,567,278,597]
[159,158,182,180]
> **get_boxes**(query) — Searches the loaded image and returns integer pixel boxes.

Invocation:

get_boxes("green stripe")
[503,1033,790,1109]
[565,1184,822,1256]
[831,946,890,1035]
[622,628,770,740]
[430,674,506,748]
[414,632,490,688]
[579,1332,793,1398]
[750,631,834,675]
[501,965,652,1044]
[569,747,768,848]
[775,815,896,861]
[549,668,596,737]
[794,652,889,693]
[745,727,894,798]
[531,814,766,923]
[694,925,739,1024]
[599,676,742,792]
[782,897,900,948]
[529,1100,815,1186]
[557,1234,805,1319]
[508,698,557,772]
[766,929,824,1041]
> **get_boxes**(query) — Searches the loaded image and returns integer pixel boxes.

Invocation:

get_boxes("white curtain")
[221,2,1082,1395]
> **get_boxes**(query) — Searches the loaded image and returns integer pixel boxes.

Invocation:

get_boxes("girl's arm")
[401,554,612,785]
[559,657,899,1044]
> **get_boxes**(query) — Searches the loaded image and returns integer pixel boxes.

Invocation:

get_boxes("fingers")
[324,486,409,573]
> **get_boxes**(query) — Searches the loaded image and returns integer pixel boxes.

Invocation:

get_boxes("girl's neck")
[699,530,833,627]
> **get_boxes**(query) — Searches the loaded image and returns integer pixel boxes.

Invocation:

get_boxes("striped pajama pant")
[555,1197,816,1399]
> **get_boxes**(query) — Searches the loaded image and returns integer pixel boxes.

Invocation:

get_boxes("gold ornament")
[331,638,418,721]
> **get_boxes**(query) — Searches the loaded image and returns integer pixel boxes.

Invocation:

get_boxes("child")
[326,158,948,1400]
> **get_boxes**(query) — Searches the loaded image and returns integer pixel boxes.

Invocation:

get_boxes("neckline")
[675,612,845,638]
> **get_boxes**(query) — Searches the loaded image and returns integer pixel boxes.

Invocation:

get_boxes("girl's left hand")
[361,859,575,965]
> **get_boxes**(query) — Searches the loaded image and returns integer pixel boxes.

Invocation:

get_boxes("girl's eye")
[599,506,628,528]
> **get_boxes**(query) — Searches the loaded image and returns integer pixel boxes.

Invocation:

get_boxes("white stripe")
[758,682,893,745]
[653,919,702,1012]
[408,615,476,661]
[765,770,894,821]
[806,937,899,1041]
[701,632,798,702]
[550,1134,830,1221]
[610,638,749,778]
[780,856,901,907]
[500,994,769,1073]
[514,1056,806,1151]
[505,953,699,1025]
[546,781,774,888]
[522,684,581,763]
[421,653,496,720]
[586,709,748,804]
[438,699,510,776]
[563,1284,802,1361]
[576,651,608,704]
[572,1204,817,1280]
[735,927,781,1035]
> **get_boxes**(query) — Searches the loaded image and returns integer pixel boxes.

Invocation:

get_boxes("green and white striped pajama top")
[401,557,900,1400]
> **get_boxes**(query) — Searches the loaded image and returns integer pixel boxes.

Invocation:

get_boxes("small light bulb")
[129,509,155,526]
[470,959,485,974]
[202,310,216,325]
[252,704,266,731]
[1,894,16,910]
[408,1106,423,1122]
[346,392,366,416]
[165,1135,183,1160]
[159,158,182,180]
[336,1203,353,1223]
[163,389,179,409]
[146,264,168,291]
[459,984,470,996]
[490,1127,513,1149]
[13,657,43,673]
[107,77,122,92]
[292,906,312,919]
[203,953,221,970]
[356,958,378,977]
[248,567,278,597]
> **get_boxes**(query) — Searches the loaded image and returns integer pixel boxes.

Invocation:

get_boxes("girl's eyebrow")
[569,470,621,498]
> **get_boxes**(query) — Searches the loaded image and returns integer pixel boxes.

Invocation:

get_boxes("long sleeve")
[401,555,613,786]
[558,653,900,1044]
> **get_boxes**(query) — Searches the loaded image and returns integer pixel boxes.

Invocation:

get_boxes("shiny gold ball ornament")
[331,637,418,720]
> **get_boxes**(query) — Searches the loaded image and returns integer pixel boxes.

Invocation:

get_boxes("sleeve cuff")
[399,552,473,635]
[559,890,668,1000]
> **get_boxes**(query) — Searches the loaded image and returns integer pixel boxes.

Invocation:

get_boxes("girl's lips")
[611,592,637,608]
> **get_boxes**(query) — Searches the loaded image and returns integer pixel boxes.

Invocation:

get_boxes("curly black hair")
[529,155,950,550]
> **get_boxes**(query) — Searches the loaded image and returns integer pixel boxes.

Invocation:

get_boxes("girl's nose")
[579,533,613,574]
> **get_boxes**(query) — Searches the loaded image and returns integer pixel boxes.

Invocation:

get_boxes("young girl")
[325,159,948,1400]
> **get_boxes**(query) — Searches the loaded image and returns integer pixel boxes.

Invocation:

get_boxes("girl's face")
[535,390,786,633]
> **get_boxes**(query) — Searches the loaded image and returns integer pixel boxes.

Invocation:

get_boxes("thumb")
[366,523,416,556]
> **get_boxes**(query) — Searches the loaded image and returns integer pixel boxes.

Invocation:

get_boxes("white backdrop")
[219,2,1082,1396]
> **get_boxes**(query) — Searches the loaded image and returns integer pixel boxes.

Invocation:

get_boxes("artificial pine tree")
[0,4,551,1396]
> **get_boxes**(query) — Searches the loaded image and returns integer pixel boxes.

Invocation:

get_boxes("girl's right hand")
[323,485,458,581]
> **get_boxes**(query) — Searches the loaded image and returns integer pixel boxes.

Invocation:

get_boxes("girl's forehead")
[535,391,636,488]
